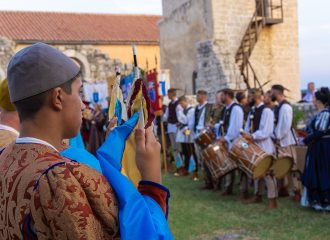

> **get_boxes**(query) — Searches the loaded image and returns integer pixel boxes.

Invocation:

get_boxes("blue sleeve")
[97,112,173,240]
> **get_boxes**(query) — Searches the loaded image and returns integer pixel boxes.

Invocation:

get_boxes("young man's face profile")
[61,77,85,139]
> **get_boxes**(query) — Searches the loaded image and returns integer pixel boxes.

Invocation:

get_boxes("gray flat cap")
[7,42,80,102]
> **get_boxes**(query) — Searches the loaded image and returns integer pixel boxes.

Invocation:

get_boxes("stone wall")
[160,0,300,101]
[195,39,243,98]
[5,42,124,83]
[194,0,255,99]
[249,0,301,101]
[57,45,121,82]
[159,0,214,94]
[0,37,15,80]
[162,0,191,17]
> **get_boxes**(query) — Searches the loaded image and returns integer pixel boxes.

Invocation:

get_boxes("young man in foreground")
[0,43,171,239]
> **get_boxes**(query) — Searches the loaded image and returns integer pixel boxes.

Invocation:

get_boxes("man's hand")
[217,137,227,148]
[242,132,253,142]
[135,127,162,183]
[206,122,214,129]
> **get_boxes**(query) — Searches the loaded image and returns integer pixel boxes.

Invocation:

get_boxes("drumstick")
[220,120,224,137]
[250,115,254,133]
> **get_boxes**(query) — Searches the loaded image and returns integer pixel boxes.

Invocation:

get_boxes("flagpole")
[154,56,168,173]
[160,118,168,173]
[132,44,145,129]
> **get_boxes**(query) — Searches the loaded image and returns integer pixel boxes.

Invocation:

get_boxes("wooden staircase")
[235,0,284,90]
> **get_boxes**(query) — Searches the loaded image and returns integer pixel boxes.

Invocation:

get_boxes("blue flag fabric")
[115,98,123,125]
[61,112,173,240]
[176,153,183,169]
[68,132,85,149]
[188,155,196,173]
[98,112,140,171]
[61,147,102,173]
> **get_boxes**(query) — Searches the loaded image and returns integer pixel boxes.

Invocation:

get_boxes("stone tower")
[159,0,300,101]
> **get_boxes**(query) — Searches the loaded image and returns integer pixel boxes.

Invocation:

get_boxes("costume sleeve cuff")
[138,181,170,218]
[252,133,257,140]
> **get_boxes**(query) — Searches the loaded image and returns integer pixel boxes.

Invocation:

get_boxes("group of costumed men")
[0,43,173,239]
[164,85,330,210]
[0,44,329,240]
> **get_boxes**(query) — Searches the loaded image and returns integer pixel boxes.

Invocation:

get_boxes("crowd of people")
[80,101,108,155]
[0,42,329,240]
[162,85,330,211]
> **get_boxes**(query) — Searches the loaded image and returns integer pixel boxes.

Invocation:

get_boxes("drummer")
[271,85,301,202]
[217,88,244,196]
[208,90,225,128]
[242,89,278,209]
[206,90,225,190]
[236,91,251,200]
[194,90,214,189]
[264,90,277,110]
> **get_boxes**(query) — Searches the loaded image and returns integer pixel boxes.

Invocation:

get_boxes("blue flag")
[61,112,173,240]
[68,132,85,149]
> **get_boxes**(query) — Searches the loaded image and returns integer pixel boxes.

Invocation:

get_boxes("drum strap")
[194,105,206,132]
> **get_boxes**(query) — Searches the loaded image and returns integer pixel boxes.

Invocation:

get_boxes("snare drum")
[271,145,294,179]
[271,156,294,179]
[230,137,273,179]
[195,129,215,149]
[201,142,237,180]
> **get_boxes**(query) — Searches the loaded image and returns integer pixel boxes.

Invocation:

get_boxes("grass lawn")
[163,173,330,240]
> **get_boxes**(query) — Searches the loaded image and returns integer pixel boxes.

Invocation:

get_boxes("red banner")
[146,69,162,115]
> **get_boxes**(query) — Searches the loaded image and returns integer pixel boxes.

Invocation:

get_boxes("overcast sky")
[0,0,328,89]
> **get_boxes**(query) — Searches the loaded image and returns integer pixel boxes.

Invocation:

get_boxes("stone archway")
[0,68,5,81]
[63,49,92,82]
[0,41,125,84]
[58,45,120,83]
[0,37,15,80]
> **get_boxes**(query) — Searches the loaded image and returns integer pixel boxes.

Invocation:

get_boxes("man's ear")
[50,87,64,111]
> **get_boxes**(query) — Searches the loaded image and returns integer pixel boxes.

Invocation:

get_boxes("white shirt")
[0,124,19,136]
[176,106,195,143]
[195,102,207,134]
[163,99,182,133]
[218,102,244,150]
[244,103,275,154]
[303,91,314,103]
[274,103,297,147]
[16,137,58,152]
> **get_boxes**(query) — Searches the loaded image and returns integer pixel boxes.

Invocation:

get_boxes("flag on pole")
[59,45,172,240]
[108,71,127,126]
[121,77,155,186]
[60,114,173,240]
[115,45,155,186]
